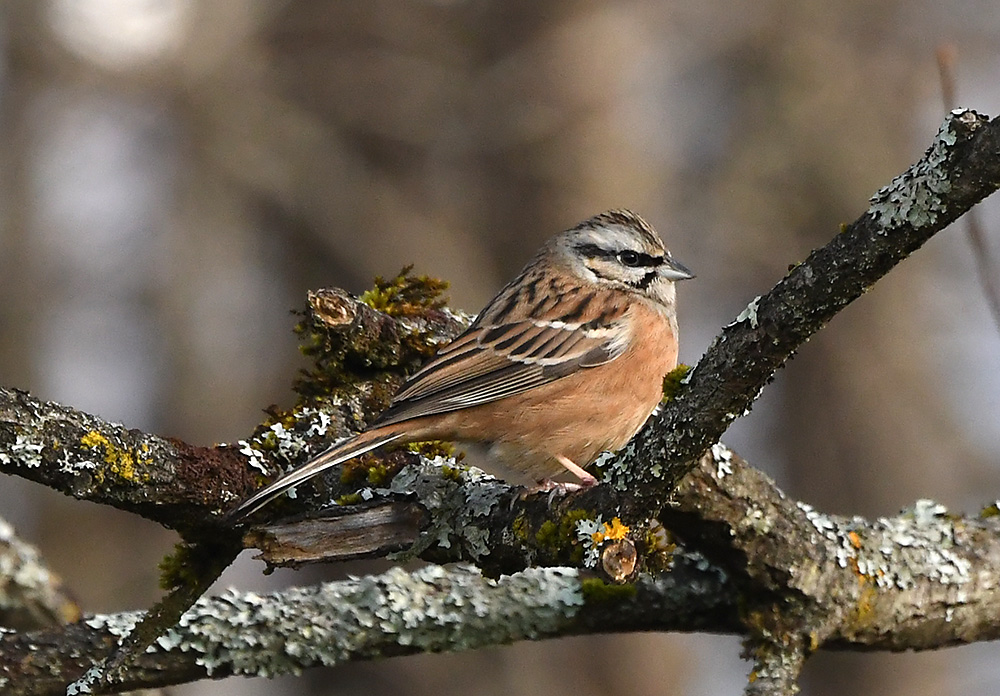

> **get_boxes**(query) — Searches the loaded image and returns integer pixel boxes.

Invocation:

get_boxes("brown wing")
[373,275,631,428]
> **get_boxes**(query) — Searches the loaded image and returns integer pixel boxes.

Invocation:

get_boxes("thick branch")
[0,559,736,696]
[0,388,248,536]
[253,445,1000,652]
[613,109,1000,508]
[1,111,999,694]
[2,111,998,552]
[6,440,1000,694]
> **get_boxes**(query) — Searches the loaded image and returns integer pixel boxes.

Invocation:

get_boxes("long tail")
[227,428,405,522]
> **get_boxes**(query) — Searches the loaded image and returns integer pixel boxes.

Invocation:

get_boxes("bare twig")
[936,45,1000,336]
[0,517,80,630]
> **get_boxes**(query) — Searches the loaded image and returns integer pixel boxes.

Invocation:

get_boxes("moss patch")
[535,509,594,565]
[158,542,227,591]
[293,267,450,404]
[360,265,449,317]
[661,364,691,402]
[580,577,638,604]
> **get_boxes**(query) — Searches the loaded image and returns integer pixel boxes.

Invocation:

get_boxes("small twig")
[936,44,1000,337]
[83,541,240,693]
[745,642,806,696]
[0,517,80,630]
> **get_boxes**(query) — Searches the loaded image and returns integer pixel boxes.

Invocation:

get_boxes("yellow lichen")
[847,583,879,628]
[590,517,630,545]
[80,431,148,482]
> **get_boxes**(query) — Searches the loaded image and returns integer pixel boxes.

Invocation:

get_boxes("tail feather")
[227,429,405,522]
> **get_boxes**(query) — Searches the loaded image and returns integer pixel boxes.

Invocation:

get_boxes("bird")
[229,209,694,521]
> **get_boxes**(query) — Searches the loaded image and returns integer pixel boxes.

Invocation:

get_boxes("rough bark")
[0,111,998,695]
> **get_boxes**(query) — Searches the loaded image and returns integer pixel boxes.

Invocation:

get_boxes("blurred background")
[2,1,1000,695]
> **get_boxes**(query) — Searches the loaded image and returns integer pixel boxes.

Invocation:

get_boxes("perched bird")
[230,210,693,520]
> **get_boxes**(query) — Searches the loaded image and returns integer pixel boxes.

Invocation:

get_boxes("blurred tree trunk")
[710,2,990,694]
[2,1,998,694]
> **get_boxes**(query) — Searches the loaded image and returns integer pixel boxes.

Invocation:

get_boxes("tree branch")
[1,558,738,696]
[1,110,999,694]
[0,517,80,631]
[6,446,1000,694]
[614,108,1000,508]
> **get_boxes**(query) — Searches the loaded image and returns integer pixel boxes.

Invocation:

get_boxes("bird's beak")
[659,256,695,281]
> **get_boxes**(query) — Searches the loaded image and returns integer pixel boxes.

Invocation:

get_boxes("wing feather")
[374,283,632,428]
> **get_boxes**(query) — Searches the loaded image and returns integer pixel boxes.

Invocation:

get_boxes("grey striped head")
[552,210,694,308]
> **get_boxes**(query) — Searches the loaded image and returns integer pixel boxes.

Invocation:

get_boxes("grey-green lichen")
[0,517,79,625]
[729,296,762,329]
[76,564,585,680]
[0,432,45,470]
[234,401,361,506]
[386,457,509,560]
[598,442,641,490]
[868,109,982,228]
[797,498,972,591]
[710,443,734,479]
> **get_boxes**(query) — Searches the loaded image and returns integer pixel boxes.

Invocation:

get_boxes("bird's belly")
[438,334,676,483]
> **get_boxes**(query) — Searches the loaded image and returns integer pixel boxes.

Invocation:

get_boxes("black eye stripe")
[574,243,663,268]
[619,251,661,268]
[574,243,614,259]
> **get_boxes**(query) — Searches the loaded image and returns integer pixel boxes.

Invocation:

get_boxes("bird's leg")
[523,455,598,500]
[555,455,598,486]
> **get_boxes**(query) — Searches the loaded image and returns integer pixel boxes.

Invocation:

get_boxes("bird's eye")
[618,250,641,267]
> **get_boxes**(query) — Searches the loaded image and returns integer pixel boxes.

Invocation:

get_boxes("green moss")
[158,542,224,591]
[338,453,403,488]
[641,522,677,574]
[511,514,530,542]
[661,364,692,402]
[404,439,455,457]
[340,455,373,484]
[439,464,463,482]
[535,508,593,564]
[981,503,1000,518]
[292,268,450,403]
[366,461,396,486]
[257,430,280,451]
[580,577,638,603]
[335,493,363,506]
[360,265,449,317]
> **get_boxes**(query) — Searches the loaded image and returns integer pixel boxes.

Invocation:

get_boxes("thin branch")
[744,643,806,696]
[936,47,1000,336]
[0,517,80,630]
[614,109,1000,506]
